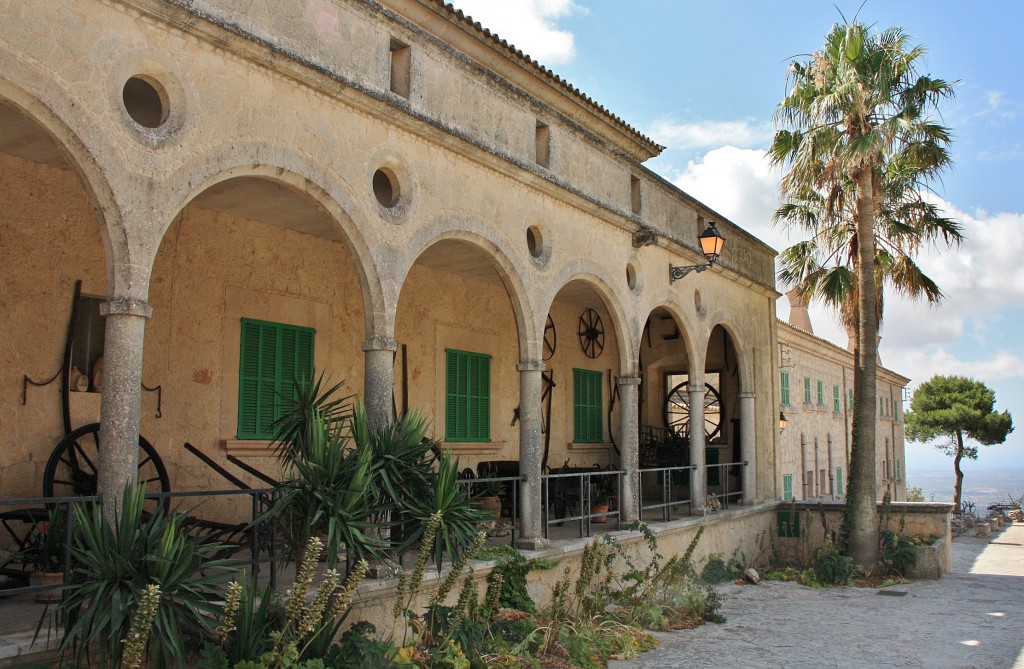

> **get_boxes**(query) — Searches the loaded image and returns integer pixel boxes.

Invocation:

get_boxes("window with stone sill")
[237,318,314,440]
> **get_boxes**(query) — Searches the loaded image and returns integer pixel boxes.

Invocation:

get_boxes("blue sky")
[450,0,1024,473]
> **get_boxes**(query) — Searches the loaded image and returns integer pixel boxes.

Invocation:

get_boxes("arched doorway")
[147,173,367,515]
[0,99,111,498]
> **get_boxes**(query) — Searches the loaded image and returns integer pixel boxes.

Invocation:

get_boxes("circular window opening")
[122,76,168,128]
[626,263,638,290]
[373,168,400,208]
[527,225,544,259]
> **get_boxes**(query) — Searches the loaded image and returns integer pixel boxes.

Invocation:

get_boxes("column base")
[515,536,552,551]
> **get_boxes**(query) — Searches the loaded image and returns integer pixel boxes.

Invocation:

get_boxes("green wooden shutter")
[238,320,262,439]
[445,350,490,442]
[573,369,603,443]
[833,385,841,413]
[836,467,844,496]
[816,380,824,406]
[783,474,793,501]
[780,372,790,405]
[778,509,800,537]
[804,377,812,404]
[238,319,314,440]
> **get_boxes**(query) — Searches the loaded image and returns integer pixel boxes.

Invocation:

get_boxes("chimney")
[786,288,813,334]
[845,326,884,365]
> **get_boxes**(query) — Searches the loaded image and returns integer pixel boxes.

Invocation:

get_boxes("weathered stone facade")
[0,0,904,549]
[777,306,909,504]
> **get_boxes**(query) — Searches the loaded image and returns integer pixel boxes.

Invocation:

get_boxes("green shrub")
[812,537,852,585]
[879,529,917,578]
[58,487,233,669]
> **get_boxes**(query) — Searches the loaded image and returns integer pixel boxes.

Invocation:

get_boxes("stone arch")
[159,146,383,339]
[702,318,754,393]
[633,301,700,377]
[398,220,536,362]
[0,75,123,289]
[540,264,635,372]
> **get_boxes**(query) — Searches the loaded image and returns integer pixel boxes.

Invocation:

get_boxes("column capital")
[739,391,756,399]
[361,336,399,352]
[516,360,545,372]
[617,376,641,386]
[99,298,153,319]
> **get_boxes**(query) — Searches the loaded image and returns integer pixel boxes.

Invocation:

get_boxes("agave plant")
[261,408,388,568]
[58,486,233,669]
[270,371,353,467]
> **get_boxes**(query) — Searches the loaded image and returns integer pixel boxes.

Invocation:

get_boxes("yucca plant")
[261,410,388,569]
[57,486,233,668]
[271,372,353,467]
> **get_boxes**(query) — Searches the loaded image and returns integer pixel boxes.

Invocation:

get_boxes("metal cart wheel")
[664,381,723,440]
[43,422,171,512]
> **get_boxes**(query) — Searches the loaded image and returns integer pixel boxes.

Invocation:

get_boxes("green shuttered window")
[573,368,603,443]
[445,349,491,442]
[816,380,824,406]
[783,473,794,501]
[833,384,841,413]
[238,318,315,440]
[804,377,812,404]
[836,467,845,497]
[780,371,791,405]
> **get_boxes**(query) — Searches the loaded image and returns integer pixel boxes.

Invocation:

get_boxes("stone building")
[0,0,916,556]
[0,0,783,548]
[778,291,909,503]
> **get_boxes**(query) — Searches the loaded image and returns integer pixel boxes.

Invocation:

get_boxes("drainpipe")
[800,433,808,500]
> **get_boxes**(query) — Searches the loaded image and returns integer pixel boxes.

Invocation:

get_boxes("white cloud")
[648,119,774,152]
[667,146,781,242]
[892,348,1024,385]
[657,143,1024,409]
[447,0,582,66]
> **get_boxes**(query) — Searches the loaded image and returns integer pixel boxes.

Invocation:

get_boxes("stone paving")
[611,522,1024,669]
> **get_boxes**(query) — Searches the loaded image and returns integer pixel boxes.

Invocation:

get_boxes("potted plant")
[589,483,610,524]
[20,507,67,602]
[473,480,503,523]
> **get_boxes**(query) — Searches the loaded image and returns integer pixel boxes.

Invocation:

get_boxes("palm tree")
[770,22,955,563]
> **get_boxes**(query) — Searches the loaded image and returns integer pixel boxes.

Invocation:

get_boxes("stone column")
[515,361,549,550]
[688,386,706,513]
[738,391,756,504]
[362,336,398,430]
[617,376,641,523]
[97,298,152,523]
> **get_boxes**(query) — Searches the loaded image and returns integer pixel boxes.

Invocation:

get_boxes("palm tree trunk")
[847,165,880,564]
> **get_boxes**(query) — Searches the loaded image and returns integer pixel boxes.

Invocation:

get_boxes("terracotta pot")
[590,504,610,524]
[31,571,64,603]
[476,496,501,521]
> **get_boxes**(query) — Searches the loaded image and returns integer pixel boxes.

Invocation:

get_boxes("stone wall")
[773,500,953,577]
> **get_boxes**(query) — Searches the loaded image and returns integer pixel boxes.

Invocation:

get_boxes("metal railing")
[638,465,694,521]
[542,469,623,538]
[0,488,280,602]
[456,474,521,546]
[706,460,747,510]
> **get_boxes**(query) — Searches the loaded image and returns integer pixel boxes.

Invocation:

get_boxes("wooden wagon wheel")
[543,314,557,360]
[577,308,605,359]
[43,422,171,512]
[664,381,723,440]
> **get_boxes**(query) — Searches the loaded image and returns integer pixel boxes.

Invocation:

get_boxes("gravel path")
[610,523,1024,669]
